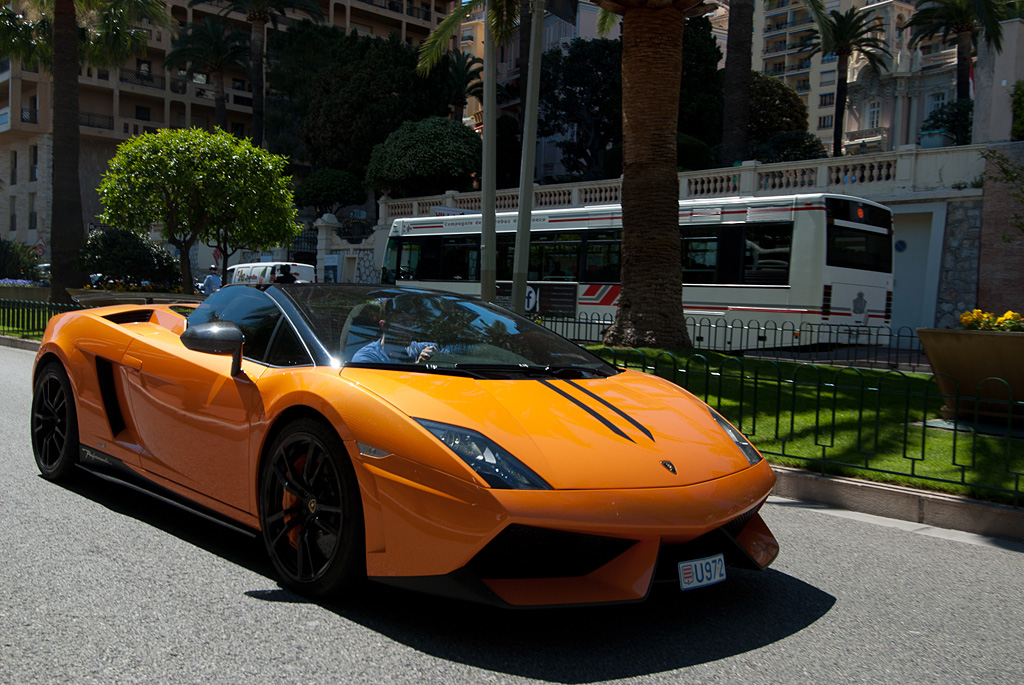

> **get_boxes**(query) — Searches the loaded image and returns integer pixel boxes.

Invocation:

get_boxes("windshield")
[276,284,618,379]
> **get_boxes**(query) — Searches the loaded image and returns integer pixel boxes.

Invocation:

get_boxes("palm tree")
[165,18,249,131]
[202,0,323,147]
[418,0,520,73]
[803,2,891,157]
[0,0,173,303]
[719,0,754,167]
[904,0,1007,102]
[587,0,712,349]
[445,49,484,122]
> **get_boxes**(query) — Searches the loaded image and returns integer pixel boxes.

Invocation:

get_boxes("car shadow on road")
[59,470,835,682]
[311,564,833,682]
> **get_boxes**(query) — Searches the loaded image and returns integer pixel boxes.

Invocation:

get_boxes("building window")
[231,121,245,138]
[136,59,151,75]
[820,92,835,108]
[928,92,946,114]
[9,197,16,232]
[29,145,38,181]
[818,115,834,130]
[867,101,880,129]
[9,151,16,186]
[231,78,246,91]
[28,192,36,231]
[135,106,151,121]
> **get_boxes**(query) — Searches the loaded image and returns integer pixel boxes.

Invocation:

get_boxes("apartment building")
[0,0,451,263]
[753,0,962,154]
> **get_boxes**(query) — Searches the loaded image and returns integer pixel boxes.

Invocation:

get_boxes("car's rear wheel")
[259,418,364,598]
[31,362,79,481]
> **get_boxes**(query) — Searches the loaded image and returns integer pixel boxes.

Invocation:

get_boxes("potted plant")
[917,310,1024,421]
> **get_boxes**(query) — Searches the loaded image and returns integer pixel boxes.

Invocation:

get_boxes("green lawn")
[592,346,1024,505]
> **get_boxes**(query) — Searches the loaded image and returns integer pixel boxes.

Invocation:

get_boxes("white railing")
[379,145,988,220]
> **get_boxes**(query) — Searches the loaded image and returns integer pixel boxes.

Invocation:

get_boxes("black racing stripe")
[565,380,655,442]
[539,380,635,443]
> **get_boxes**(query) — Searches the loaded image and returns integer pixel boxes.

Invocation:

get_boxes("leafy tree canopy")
[748,130,828,163]
[922,99,973,144]
[77,228,180,287]
[538,37,622,179]
[267,22,451,179]
[679,16,724,147]
[365,117,482,198]
[748,71,809,144]
[294,168,366,216]
[98,127,297,292]
[0,239,41,281]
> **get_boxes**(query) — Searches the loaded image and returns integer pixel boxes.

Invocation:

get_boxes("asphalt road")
[2,344,1023,684]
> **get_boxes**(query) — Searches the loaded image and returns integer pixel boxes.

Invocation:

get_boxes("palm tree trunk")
[602,7,690,350]
[719,0,754,166]
[955,30,972,101]
[49,0,87,303]
[832,53,850,157]
[249,18,267,146]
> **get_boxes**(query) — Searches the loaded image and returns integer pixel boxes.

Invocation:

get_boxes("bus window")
[682,226,719,283]
[827,225,892,273]
[530,232,581,281]
[583,231,620,283]
[497,233,515,280]
[744,224,792,285]
[441,237,480,280]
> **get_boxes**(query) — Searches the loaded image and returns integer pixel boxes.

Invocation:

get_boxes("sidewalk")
[9,333,1023,544]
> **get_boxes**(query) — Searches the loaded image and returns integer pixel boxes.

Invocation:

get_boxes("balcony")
[764,21,788,34]
[20,108,38,124]
[844,127,890,154]
[120,68,165,90]
[80,111,115,130]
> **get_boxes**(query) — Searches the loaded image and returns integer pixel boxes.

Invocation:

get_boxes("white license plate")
[678,553,727,591]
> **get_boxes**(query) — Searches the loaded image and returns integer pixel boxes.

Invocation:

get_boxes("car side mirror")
[181,322,245,376]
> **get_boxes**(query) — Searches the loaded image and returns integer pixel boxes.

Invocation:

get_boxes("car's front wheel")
[31,362,79,481]
[259,418,364,598]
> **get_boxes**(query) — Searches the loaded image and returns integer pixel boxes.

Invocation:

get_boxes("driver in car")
[351,299,437,364]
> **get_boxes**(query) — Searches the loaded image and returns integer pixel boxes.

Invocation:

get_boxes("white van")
[225,262,316,286]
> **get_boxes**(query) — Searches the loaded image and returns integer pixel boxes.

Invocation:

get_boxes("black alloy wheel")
[31,362,79,481]
[259,418,364,598]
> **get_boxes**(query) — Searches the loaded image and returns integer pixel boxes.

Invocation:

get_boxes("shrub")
[0,239,41,282]
[77,228,181,289]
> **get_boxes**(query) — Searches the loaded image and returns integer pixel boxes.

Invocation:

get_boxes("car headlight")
[415,419,552,490]
[708,407,762,466]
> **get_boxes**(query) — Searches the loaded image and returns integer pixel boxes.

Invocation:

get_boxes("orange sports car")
[31,284,778,607]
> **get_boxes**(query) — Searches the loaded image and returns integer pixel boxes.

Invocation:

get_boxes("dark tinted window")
[826,225,893,273]
[264,318,311,366]
[187,286,282,362]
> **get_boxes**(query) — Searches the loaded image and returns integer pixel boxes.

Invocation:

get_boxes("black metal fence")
[0,299,84,338]
[540,314,930,371]
[595,347,1023,507]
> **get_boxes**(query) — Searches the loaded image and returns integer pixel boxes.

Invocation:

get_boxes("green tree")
[294,168,366,217]
[365,117,482,198]
[0,0,173,303]
[747,71,809,145]
[719,0,754,165]
[538,37,622,179]
[445,49,484,122]
[749,131,828,163]
[201,0,323,147]
[164,18,249,130]
[77,228,180,287]
[904,0,1007,103]
[0,239,41,281]
[803,2,891,157]
[679,16,724,148]
[98,128,297,292]
[921,99,974,144]
[269,25,450,180]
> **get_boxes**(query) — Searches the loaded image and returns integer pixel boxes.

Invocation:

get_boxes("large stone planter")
[917,328,1024,421]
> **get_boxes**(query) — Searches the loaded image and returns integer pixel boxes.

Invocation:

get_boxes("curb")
[4,334,1022,544]
[771,465,1024,543]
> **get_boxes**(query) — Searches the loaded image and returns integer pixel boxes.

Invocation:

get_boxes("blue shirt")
[351,339,436,364]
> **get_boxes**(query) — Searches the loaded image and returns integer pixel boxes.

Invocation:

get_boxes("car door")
[120,287,286,512]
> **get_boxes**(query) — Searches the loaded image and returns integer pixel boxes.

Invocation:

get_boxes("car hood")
[341,368,757,490]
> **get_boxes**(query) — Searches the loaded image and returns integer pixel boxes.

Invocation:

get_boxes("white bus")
[382,193,894,345]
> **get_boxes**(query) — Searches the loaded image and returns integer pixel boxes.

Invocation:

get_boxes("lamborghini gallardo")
[31,284,778,607]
